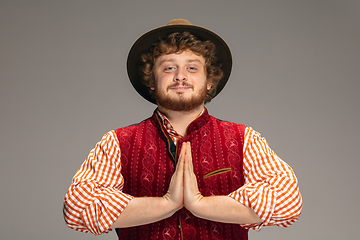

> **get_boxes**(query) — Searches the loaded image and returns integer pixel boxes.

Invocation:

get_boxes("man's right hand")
[110,143,186,229]
[163,141,186,211]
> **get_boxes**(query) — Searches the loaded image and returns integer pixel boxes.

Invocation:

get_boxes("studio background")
[1,0,359,239]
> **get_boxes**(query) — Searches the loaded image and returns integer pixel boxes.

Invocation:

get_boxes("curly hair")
[140,31,223,104]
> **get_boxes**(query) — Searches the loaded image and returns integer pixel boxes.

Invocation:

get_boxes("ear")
[149,79,156,91]
[207,83,212,91]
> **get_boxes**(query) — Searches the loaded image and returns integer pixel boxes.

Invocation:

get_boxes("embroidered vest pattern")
[115,110,248,240]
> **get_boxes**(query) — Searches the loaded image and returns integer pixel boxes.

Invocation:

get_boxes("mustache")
[167,82,194,91]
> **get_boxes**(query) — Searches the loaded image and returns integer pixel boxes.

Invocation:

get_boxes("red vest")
[115,109,248,240]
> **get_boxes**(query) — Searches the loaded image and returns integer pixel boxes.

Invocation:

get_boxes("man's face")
[152,50,212,111]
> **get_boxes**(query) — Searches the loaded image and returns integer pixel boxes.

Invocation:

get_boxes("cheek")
[151,79,164,91]
[156,75,172,87]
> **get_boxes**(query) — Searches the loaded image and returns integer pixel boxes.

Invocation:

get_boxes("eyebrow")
[157,58,203,66]
[187,59,203,64]
[157,59,175,66]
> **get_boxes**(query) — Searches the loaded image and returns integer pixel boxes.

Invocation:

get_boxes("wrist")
[162,192,183,213]
[184,193,204,217]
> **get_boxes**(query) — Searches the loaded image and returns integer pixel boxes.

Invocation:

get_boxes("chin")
[155,86,208,112]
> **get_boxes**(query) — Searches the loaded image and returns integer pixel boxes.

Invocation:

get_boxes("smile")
[167,83,194,92]
[170,86,192,91]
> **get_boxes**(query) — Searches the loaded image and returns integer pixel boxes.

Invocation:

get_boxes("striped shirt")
[63,112,302,235]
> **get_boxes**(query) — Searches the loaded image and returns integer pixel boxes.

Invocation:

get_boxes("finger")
[176,142,187,171]
[169,144,185,190]
[187,142,194,173]
[184,143,194,179]
[183,142,193,173]
[182,142,189,169]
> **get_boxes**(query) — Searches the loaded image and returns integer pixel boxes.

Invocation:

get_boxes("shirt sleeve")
[228,127,302,230]
[63,130,134,235]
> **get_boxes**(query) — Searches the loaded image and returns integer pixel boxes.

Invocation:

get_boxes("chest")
[116,118,245,197]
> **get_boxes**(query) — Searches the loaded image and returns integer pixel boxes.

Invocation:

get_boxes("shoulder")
[115,117,152,132]
[209,115,246,128]
[244,127,265,141]
[207,116,247,139]
[113,117,156,142]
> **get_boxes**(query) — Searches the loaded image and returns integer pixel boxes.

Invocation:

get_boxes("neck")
[157,104,205,136]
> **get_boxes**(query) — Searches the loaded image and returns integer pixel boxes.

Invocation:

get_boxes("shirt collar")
[156,108,205,144]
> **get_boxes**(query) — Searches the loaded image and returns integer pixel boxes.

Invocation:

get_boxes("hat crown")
[167,19,192,26]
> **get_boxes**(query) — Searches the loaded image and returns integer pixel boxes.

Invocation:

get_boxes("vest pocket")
[203,167,232,179]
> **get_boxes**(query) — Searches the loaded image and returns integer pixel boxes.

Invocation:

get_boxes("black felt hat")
[127,19,232,104]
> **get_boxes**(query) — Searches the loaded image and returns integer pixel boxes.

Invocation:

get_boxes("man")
[63,19,302,240]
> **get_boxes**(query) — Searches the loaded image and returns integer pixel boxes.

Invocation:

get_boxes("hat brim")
[127,24,232,104]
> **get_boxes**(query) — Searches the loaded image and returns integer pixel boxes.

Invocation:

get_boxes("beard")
[154,82,208,112]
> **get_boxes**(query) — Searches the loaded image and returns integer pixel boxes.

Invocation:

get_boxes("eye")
[164,66,175,72]
[187,66,198,72]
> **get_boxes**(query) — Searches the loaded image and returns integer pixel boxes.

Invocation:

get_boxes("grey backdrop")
[1,0,359,239]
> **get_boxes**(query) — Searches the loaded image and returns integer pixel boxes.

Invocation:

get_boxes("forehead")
[155,50,205,65]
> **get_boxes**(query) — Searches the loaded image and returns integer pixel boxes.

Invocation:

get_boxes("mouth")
[167,83,194,92]
[170,86,191,91]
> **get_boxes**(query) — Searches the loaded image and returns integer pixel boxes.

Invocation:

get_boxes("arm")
[63,130,186,235]
[228,127,303,229]
[63,131,133,235]
[110,144,186,228]
[182,142,262,225]
[109,197,177,228]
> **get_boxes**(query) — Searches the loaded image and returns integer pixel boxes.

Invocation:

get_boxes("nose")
[174,68,187,82]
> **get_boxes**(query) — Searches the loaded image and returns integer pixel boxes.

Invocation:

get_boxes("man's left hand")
[179,142,262,225]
